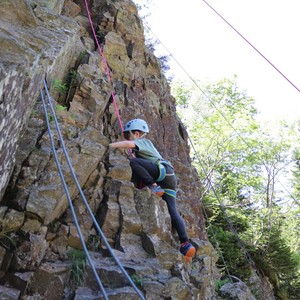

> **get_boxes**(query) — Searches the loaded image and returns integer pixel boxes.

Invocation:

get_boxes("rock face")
[0,0,217,299]
[220,281,256,300]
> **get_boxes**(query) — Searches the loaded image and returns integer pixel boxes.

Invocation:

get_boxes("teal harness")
[156,161,177,198]
[156,161,167,182]
[134,146,177,198]
[164,188,177,198]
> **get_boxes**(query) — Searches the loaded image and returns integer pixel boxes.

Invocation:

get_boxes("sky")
[141,0,300,121]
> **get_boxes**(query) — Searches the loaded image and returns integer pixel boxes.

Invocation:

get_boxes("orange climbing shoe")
[149,184,165,197]
[180,242,196,262]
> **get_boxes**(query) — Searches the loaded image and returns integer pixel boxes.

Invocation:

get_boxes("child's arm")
[109,140,136,149]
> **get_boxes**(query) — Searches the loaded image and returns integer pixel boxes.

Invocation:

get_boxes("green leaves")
[68,249,86,284]
[172,76,300,298]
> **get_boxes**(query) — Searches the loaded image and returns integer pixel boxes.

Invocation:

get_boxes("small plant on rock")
[131,274,144,288]
[215,277,230,293]
[55,104,67,111]
[87,235,101,251]
[52,79,68,94]
[68,249,86,285]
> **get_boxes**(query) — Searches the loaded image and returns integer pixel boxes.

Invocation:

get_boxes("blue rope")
[40,90,108,300]
[42,80,145,300]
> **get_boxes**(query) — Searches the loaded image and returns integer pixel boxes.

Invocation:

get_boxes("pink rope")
[84,0,124,132]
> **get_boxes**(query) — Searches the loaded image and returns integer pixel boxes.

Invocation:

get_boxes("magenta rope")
[84,0,124,132]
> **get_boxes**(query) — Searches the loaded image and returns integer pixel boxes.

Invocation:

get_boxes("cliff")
[0,0,218,299]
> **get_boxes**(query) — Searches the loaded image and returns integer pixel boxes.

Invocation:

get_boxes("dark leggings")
[130,158,189,244]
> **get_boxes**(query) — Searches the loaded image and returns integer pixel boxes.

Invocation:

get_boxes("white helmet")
[123,119,149,133]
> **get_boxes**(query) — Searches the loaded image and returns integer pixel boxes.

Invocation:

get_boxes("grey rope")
[147,15,276,296]
[42,79,146,300]
[175,120,235,287]
[188,134,272,297]
[40,89,109,300]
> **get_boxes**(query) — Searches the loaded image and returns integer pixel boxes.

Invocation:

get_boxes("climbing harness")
[156,161,166,182]
[156,160,174,182]
[164,189,177,198]
[155,161,177,197]
[41,80,146,300]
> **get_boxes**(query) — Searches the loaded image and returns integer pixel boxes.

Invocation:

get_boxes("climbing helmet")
[123,119,149,133]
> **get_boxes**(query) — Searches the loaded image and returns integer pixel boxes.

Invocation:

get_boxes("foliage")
[55,104,67,111]
[131,274,144,288]
[252,224,300,299]
[30,108,37,118]
[68,249,86,284]
[172,76,300,298]
[52,79,68,94]
[204,196,253,279]
[158,54,171,73]
[133,0,153,20]
[52,51,86,107]
[133,0,172,77]
[215,277,230,293]
[291,148,300,209]
[47,113,54,122]
[87,235,101,251]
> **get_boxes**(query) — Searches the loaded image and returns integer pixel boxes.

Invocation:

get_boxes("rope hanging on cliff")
[41,80,146,300]
[187,135,272,298]
[144,23,254,149]
[84,0,134,158]
[83,0,123,131]
[146,19,283,296]
[176,119,270,295]
[145,15,296,209]
[40,87,108,300]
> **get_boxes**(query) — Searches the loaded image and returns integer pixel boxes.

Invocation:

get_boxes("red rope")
[84,0,124,132]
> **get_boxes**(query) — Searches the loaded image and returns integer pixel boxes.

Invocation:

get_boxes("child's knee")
[129,158,137,167]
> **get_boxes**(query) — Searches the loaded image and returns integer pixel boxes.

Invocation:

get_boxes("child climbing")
[109,118,196,262]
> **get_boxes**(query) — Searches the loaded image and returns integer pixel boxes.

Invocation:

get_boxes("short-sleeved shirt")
[133,138,173,168]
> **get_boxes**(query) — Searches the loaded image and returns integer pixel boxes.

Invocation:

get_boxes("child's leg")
[159,166,189,243]
[163,193,189,243]
[129,158,159,186]
[161,172,196,260]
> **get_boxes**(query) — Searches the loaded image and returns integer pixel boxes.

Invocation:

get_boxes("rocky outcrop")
[0,0,218,299]
[220,281,256,300]
[0,0,84,201]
